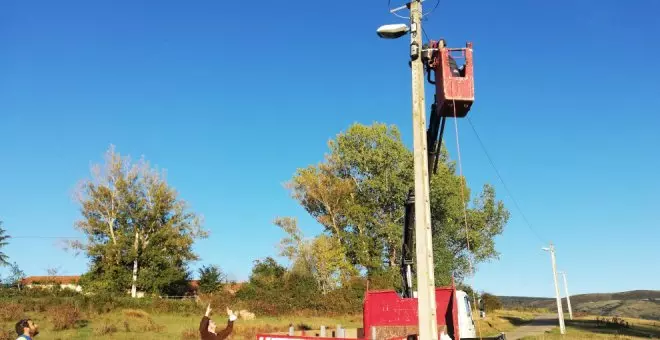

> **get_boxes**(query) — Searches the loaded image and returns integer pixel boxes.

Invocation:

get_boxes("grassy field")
[500,290,660,321]
[3,308,659,340]
[475,309,538,336]
[0,308,533,340]
[0,309,362,340]
[520,316,660,339]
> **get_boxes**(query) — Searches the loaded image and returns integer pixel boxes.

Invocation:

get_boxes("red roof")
[22,276,81,284]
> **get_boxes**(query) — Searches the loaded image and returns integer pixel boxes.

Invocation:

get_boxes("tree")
[480,292,503,312]
[287,122,509,287]
[236,257,321,314]
[72,146,208,296]
[249,257,286,287]
[0,221,10,266]
[274,217,355,294]
[6,262,25,290]
[198,265,226,294]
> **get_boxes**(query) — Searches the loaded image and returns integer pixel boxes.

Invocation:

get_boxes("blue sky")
[1,0,658,297]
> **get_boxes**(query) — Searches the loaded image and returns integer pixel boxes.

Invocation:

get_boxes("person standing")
[199,304,237,340]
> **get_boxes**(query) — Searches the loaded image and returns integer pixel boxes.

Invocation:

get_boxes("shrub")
[94,322,118,335]
[48,303,81,331]
[0,302,24,322]
[118,309,165,333]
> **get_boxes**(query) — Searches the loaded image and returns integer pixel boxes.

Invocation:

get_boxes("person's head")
[15,318,39,337]
[207,319,217,334]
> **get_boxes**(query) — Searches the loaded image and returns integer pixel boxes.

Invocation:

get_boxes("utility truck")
[256,39,506,340]
[256,285,504,340]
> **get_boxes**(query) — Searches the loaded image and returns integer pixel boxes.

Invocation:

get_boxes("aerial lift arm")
[400,39,474,299]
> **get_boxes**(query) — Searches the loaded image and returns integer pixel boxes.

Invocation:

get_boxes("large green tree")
[0,221,9,266]
[72,146,208,296]
[287,123,509,287]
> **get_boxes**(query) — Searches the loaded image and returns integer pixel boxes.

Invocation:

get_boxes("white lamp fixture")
[376,23,409,39]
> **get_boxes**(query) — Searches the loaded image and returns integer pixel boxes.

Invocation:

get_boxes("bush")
[94,322,118,335]
[481,293,503,312]
[48,303,81,331]
[0,302,24,322]
[123,309,150,319]
[118,308,165,333]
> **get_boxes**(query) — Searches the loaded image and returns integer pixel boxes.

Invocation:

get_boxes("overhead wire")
[387,0,441,19]
[466,116,547,244]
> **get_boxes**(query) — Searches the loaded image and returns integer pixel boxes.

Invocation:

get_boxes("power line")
[386,0,440,19]
[465,116,547,244]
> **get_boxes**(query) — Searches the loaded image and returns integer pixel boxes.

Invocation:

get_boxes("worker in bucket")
[199,303,237,340]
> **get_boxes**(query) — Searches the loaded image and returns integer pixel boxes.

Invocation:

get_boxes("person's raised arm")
[214,308,238,340]
[200,304,212,337]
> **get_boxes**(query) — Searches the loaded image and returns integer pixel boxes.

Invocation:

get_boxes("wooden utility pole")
[409,1,439,339]
[544,243,566,334]
[559,271,574,320]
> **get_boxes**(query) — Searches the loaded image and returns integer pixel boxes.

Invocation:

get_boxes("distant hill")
[499,290,660,321]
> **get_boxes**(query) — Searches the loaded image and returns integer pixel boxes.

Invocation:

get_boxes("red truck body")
[363,285,460,340]
[257,285,472,340]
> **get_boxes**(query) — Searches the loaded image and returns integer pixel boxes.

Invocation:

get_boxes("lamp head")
[376,23,409,39]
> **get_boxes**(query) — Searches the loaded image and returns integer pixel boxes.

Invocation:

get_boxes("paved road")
[504,314,558,340]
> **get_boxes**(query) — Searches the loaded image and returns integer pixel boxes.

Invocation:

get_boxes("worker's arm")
[215,308,237,340]
[200,304,213,339]
[214,319,235,340]
[200,316,212,338]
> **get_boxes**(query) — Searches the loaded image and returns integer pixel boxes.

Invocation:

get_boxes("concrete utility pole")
[408,1,439,340]
[543,243,566,335]
[376,1,438,338]
[559,271,574,320]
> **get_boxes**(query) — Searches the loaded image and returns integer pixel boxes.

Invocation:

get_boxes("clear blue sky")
[1,0,658,297]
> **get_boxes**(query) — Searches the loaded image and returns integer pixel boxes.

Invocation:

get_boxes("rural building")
[20,276,244,297]
[21,276,83,292]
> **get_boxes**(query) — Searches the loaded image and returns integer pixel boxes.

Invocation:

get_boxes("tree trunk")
[131,230,139,298]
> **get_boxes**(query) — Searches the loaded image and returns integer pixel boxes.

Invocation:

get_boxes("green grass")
[475,309,538,336]
[520,316,660,340]
[1,309,362,340]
